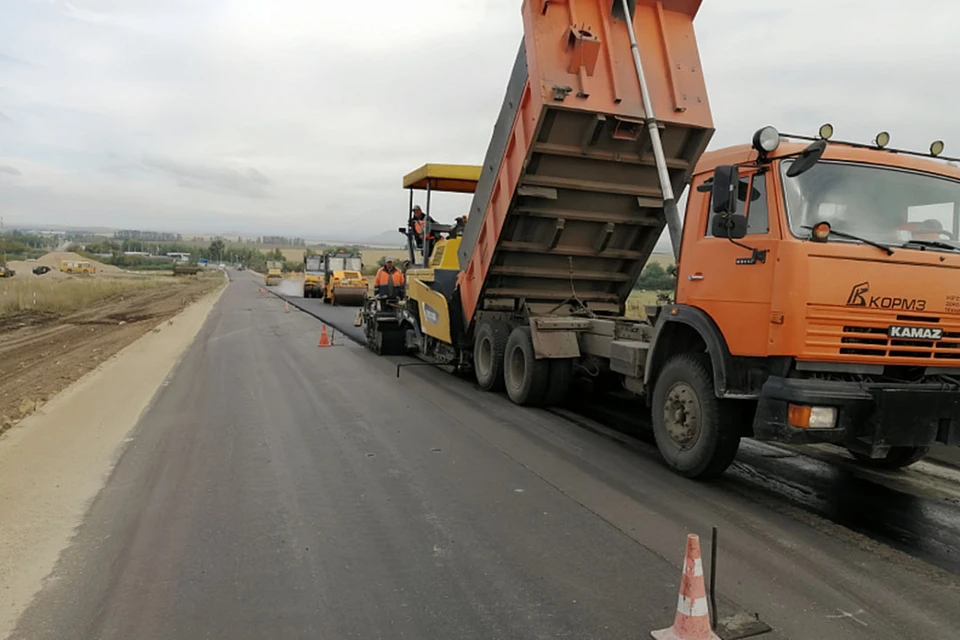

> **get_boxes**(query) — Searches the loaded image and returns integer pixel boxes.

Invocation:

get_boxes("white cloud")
[1,0,958,240]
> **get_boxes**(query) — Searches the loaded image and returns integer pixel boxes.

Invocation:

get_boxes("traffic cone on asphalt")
[318,324,331,347]
[651,534,720,640]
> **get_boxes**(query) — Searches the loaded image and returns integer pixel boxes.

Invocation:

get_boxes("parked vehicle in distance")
[173,264,200,276]
[60,260,96,275]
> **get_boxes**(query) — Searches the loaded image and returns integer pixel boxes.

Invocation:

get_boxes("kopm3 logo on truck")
[846,281,928,311]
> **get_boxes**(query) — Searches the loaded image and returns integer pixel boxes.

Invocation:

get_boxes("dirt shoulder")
[0,275,223,435]
[0,281,226,640]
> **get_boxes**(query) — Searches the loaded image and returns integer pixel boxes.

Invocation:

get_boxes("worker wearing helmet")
[374,256,405,298]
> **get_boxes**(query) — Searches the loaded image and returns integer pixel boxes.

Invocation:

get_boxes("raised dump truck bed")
[458,0,713,325]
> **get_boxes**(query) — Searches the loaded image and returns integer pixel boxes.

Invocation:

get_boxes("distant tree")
[209,238,226,262]
[121,238,145,252]
[634,262,676,291]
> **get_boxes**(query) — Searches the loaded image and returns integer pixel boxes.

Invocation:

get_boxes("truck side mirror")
[711,165,739,214]
[785,139,827,178]
[711,213,748,240]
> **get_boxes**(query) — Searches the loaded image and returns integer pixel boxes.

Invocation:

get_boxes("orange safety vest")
[374,266,405,297]
[413,218,435,240]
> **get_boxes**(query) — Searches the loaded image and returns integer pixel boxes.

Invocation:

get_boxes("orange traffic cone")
[651,534,720,640]
[318,324,331,347]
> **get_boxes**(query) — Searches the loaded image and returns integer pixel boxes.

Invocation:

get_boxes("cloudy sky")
[0,0,957,241]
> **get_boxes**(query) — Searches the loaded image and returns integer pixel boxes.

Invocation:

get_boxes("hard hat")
[385,256,395,263]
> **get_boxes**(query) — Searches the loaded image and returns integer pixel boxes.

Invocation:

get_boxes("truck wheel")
[651,353,740,479]
[542,358,573,407]
[504,327,549,406]
[474,320,509,391]
[849,446,929,470]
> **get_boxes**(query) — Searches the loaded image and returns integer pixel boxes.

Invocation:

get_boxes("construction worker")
[411,205,437,249]
[374,256,405,298]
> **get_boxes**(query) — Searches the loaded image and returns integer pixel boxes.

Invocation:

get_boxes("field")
[279,249,306,262]
[0,275,185,316]
[0,270,223,435]
[276,248,402,270]
[625,289,671,319]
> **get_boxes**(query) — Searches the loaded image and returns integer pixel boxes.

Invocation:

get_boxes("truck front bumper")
[753,376,960,448]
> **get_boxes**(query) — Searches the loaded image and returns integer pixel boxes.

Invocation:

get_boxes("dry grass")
[625,289,671,319]
[280,249,306,262]
[0,273,220,317]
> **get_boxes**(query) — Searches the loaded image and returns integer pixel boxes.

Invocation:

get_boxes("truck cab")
[671,127,960,467]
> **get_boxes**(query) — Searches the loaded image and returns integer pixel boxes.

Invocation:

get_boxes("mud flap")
[529,317,587,359]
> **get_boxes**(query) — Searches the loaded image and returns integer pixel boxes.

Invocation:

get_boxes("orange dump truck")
[364,0,960,478]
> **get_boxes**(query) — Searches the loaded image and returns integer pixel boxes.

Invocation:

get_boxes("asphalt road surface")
[278,289,366,344]
[10,271,960,640]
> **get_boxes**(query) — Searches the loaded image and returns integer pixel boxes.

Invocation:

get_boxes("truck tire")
[651,353,741,479]
[542,358,574,407]
[504,326,549,406]
[849,446,929,470]
[474,320,509,391]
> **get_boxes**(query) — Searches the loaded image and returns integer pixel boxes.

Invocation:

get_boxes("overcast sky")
[1,0,957,241]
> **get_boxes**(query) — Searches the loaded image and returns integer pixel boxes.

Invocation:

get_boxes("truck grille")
[805,305,960,363]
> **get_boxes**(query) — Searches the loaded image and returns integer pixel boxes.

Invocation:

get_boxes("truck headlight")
[788,404,838,429]
[752,126,781,154]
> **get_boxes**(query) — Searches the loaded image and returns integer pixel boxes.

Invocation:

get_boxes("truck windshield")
[781,160,960,250]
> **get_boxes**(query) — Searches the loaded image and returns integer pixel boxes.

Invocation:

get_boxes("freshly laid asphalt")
[9,271,960,640]
[278,291,367,344]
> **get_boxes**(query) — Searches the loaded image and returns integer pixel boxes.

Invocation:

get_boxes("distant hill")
[358,229,406,247]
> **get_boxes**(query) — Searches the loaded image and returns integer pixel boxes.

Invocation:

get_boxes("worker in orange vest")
[411,205,437,249]
[374,256,405,298]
